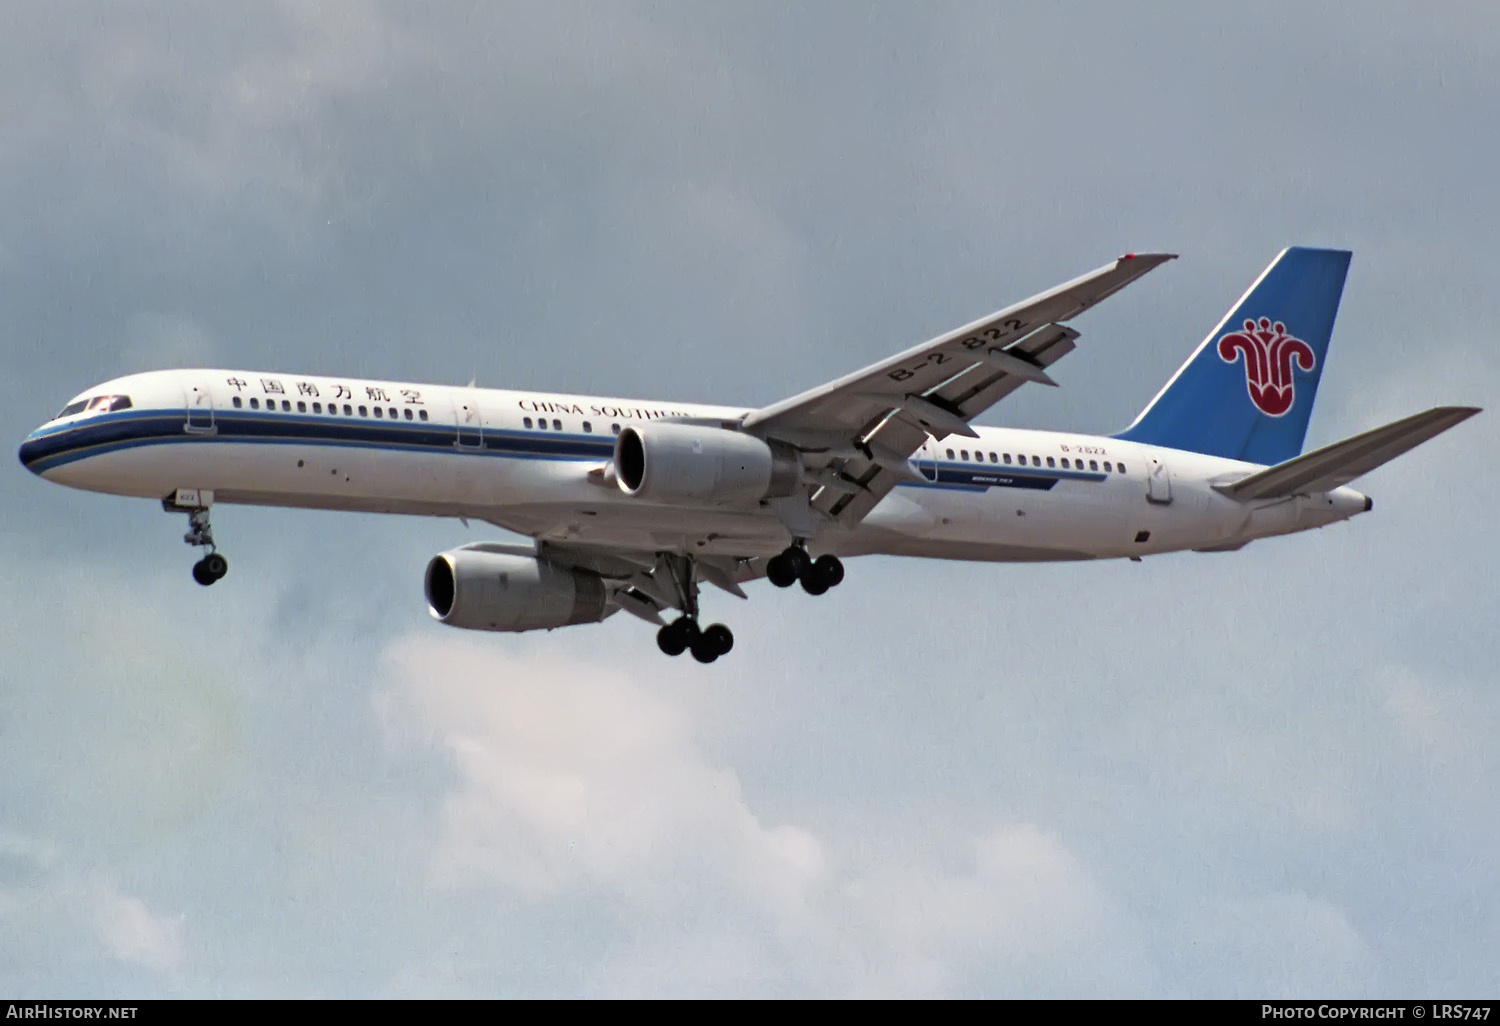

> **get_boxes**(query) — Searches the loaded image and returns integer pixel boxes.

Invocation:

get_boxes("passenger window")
[403,408,413,420]
[232,396,242,408]
[389,408,398,419]
[1061,458,1070,469]
[419,409,429,421]
[1117,463,1127,474]
[249,397,260,409]
[583,421,592,433]
[282,400,291,411]
[611,423,621,434]
[344,404,352,415]
[1089,460,1098,471]
[373,406,383,418]
[1002,454,1011,464]
[989,452,998,463]
[358,405,368,417]
[538,418,547,430]
[553,419,562,431]
[1103,461,1111,472]
[297,401,306,413]
[1046,457,1056,467]
[1031,456,1041,467]
[523,417,532,428]
[960,450,969,461]
[946,449,955,459]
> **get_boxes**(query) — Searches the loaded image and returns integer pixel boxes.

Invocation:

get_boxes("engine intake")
[614,423,801,506]
[424,545,609,632]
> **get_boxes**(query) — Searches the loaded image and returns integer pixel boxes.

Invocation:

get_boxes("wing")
[742,252,1176,526]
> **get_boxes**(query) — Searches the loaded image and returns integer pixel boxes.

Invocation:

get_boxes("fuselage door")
[454,397,484,450]
[1146,456,1172,504]
[184,384,216,435]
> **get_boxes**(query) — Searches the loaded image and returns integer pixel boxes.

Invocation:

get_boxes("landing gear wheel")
[690,632,721,664]
[701,623,734,657]
[657,616,698,657]
[192,558,215,587]
[203,552,228,581]
[767,545,811,588]
[766,553,798,588]
[812,554,844,588]
[797,553,843,595]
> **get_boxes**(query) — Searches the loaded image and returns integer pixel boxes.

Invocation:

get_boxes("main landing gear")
[165,492,229,587]
[650,553,734,664]
[641,546,842,664]
[656,616,735,664]
[764,545,844,596]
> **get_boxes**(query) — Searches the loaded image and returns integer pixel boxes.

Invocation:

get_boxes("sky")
[1,0,1497,998]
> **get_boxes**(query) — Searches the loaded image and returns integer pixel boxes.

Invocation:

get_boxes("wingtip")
[1118,252,1178,264]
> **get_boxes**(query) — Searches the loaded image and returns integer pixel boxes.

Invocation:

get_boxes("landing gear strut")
[166,494,229,587]
[766,545,843,595]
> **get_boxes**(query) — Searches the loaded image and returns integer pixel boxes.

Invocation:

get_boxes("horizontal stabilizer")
[1219,406,1480,501]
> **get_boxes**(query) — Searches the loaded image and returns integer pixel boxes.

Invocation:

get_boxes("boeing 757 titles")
[18,248,1478,663]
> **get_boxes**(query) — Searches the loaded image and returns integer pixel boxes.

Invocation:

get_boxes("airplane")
[17,247,1479,664]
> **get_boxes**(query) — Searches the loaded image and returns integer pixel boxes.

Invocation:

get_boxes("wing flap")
[812,324,1081,524]
[1219,406,1480,501]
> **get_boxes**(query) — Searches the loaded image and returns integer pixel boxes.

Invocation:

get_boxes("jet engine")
[424,545,610,632]
[614,422,802,506]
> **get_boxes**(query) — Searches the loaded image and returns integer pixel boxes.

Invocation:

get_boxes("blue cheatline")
[22,409,1122,496]
[1113,246,1352,466]
[18,409,617,474]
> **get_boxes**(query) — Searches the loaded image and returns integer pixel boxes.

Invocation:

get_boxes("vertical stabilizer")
[1114,247,1351,465]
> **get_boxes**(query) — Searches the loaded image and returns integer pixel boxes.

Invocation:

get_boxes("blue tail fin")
[1113,246,1351,466]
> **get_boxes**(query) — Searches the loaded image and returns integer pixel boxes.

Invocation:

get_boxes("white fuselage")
[18,368,1371,562]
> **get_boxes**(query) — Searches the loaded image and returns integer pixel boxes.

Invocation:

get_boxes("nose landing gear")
[164,491,228,586]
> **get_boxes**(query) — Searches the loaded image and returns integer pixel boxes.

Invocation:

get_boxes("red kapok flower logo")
[1217,317,1316,417]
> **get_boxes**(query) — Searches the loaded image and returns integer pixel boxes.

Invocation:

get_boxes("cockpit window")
[56,395,131,419]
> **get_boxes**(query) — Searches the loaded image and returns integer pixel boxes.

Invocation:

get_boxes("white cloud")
[377,634,1142,996]
[0,838,184,988]
[379,635,828,906]
[91,881,185,976]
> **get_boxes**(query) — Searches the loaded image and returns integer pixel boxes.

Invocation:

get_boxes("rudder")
[1113,246,1351,465]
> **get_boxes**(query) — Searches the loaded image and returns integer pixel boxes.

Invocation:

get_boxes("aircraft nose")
[18,429,48,475]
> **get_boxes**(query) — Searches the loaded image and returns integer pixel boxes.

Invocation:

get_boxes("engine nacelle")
[424,546,609,632]
[614,422,802,506]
